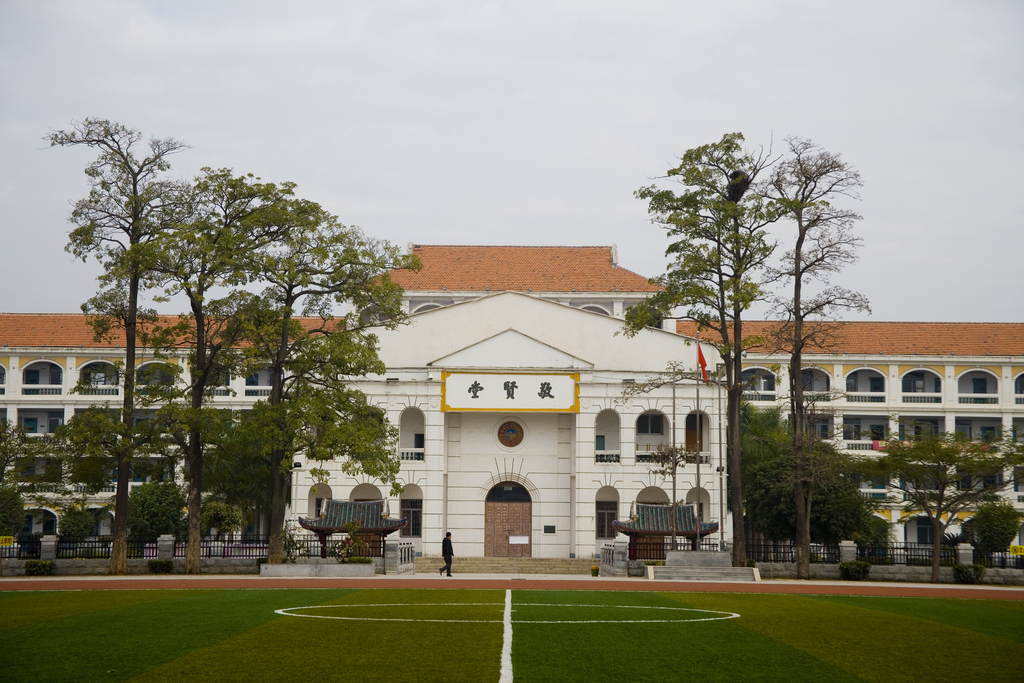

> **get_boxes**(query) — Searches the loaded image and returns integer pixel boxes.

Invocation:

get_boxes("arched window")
[741,368,776,396]
[636,486,669,505]
[485,482,531,503]
[349,483,382,502]
[685,487,711,521]
[595,486,619,539]
[399,408,426,461]
[400,484,423,538]
[308,483,333,518]
[595,410,620,462]
[902,369,941,394]
[22,361,62,390]
[685,412,709,453]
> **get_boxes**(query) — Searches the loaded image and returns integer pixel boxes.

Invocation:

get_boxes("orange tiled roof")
[390,245,660,293]
[0,314,338,349]
[676,321,1024,357]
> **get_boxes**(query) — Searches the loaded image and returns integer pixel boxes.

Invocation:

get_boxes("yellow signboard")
[0,536,13,547]
[1010,545,1024,556]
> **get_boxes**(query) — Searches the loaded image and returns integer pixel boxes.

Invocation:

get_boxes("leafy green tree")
[127,481,187,538]
[49,118,188,574]
[627,133,779,566]
[0,484,25,577]
[742,406,873,545]
[200,501,245,541]
[766,138,868,579]
[151,167,294,574]
[969,500,1023,553]
[866,430,1024,582]
[202,412,273,528]
[241,208,418,563]
[58,504,96,541]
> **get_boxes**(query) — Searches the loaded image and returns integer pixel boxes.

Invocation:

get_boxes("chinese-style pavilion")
[298,499,407,559]
[612,503,719,559]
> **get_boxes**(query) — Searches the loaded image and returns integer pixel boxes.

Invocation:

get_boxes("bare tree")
[766,138,869,579]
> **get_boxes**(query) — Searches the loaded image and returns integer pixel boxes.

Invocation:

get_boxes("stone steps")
[415,556,596,575]
[649,566,760,582]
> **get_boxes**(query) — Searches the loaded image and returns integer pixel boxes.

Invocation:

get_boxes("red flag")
[697,343,708,383]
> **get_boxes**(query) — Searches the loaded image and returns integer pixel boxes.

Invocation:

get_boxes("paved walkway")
[1,573,1022,600]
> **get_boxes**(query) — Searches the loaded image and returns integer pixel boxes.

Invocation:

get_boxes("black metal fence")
[0,536,41,559]
[54,537,158,559]
[856,543,955,567]
[745,542,840,564]
[174,536,270,559]
[972,550,1024,569]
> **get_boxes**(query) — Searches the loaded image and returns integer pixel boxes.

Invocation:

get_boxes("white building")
[4,245,1020,554]
[297,245,726,559]
[1,246,728,559]
[680,320,1024,545]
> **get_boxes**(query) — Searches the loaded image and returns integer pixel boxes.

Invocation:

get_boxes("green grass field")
[1,588,1020,682]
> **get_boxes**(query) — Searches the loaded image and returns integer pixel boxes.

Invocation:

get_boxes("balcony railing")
[400,449,425,461]
[846,392,885,403]
[80,386,119,395]
[595,451,620,463]
[211,388,231,396]
[0,387,5,395]
[245,388,271,396]
[22,387,62,395]
[859,491,886,500]
[1017,397,1024,405]
[744,392,776,402]
[635,452,709,464]
[959,396,997,404]
[903,393,941,403]
[844,441,876,451]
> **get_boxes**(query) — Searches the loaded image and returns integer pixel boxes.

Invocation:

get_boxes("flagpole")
[695,331,701,550]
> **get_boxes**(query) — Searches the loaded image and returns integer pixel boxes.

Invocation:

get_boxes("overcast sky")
[1,1,1021,322]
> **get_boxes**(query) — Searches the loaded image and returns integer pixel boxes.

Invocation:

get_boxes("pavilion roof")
[298,499,407,535]
[611,503,719,538]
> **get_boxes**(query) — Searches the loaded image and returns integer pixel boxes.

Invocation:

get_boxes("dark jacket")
[442,537,454,557]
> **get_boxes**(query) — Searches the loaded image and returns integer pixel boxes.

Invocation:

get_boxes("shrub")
[127,482,186,538]
[24,560,55,576]
[839,560,871,581]
[642,560,665,566]
[201,502,244,540]
[969,501,1023,553]
[591,565,599,576]
[952,564,986,584]
[347,555,372,564]
[148,559,173,574]
[58,505,96,542]
[746,559,756,568]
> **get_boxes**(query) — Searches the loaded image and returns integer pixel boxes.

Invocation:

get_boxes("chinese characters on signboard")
[445,373,577,412]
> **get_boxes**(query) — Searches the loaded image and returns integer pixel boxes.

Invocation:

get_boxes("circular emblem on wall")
[497,421,525,448]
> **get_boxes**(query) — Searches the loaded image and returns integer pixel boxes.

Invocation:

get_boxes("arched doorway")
[484,482,532,558]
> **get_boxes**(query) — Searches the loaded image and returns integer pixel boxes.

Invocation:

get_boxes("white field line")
[499,589,513,683]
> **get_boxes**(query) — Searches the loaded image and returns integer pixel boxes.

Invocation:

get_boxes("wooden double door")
[484,501,532,557]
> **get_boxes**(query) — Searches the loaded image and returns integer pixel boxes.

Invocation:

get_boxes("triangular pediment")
[430,329,593,370]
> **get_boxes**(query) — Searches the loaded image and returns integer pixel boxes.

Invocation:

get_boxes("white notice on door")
[508,535,530,545]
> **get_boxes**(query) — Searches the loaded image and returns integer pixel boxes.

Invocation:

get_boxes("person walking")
[439,532,454,576]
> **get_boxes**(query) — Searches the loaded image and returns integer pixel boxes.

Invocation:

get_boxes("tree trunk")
[109,453,131,575]
[185,434,202,574]
[266,449,287,563]
[110,274,140,576]
[727,316,746,568]
[931,516,942,584]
